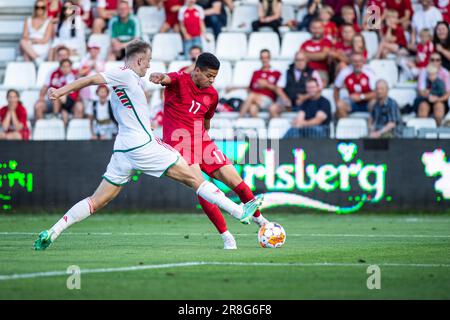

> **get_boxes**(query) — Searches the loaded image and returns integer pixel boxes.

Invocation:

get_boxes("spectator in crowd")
[283,78,331,138]
[86,85,117,140]
[108,0,142,61]
[297,0,323,31]
[180,45,202,73]
[351,32,368,60]
[135,0,159,12]
[339,5,361,33]
[375,9,408,59]
[159,0,184,33]
[300,19,332,86]
[386,0,413,30]
[72,0,93,28]
[78,40,106,102]
[49,0,86,61]
[411,0,443,46]
[434,21,450,70]
[239,49,291,117]
[93,0,133,34]
[20,0,53,65]
[197,0,227,39]
[252,0,282,39]
[320,5,338,43]
[330,24,356,73]
[0,90,30,141]
[415,54,450,125]
[46,0,62,24]
[368,79,402,138]
[400,28,434,81]
[270,52,323,118]
[434,0,450,23]
[323,0,353,25]
[178,0,206,59]
[35,58,84,125]
[334,52,376,119]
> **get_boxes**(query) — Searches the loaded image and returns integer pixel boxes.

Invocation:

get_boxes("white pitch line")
[1,261,450,281]
[1,232,450,238]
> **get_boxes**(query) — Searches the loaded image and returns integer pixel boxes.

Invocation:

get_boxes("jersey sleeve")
[166,71,182,86]
[100,67,132,88]
[205,93,219,120]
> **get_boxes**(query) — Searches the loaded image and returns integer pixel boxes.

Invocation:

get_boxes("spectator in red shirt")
[178,0,206,58]
[323,0,353,25]
[300,19,332,86]
[400,28,435,81]
[375,9,408,59]
[159,0,184,32]
[386,0,413,29]
[334,52,376,118]
[352,33,368,61]
[47,0,62,24]
[0,89,30,141]
[35,58,84,125]
[330,23,356,74]
[434,0,450,23]
[340,5,361,33]
[319,5,338,43]
[239,49,291,117]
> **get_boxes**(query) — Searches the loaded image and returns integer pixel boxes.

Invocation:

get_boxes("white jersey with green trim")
[100,66,154,152]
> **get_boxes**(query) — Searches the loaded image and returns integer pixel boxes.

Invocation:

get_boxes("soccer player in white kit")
[34,40,263,250]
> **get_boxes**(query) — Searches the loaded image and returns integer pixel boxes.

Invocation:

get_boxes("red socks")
[233,181,261,217]
[198,195,228,234]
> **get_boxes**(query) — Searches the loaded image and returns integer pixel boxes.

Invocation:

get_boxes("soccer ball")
[258,222,286,248]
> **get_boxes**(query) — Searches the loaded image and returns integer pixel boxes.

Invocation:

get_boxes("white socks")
[50,198,94,241]
[196,181,243,219]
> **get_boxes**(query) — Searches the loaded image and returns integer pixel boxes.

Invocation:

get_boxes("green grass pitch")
[1,212,450,299]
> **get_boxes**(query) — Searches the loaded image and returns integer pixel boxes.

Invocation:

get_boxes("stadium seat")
[247,32,280,59]
[229,5,258,33]
[388,88,417,109]
[66,119,91,140]
[268,118,291,139]
[20,90,40,120]
[143,61,167,90]
[210,118,233,129]
[214,60,232,90]
[280,112,298,120]
[2,62,36,90]
[271,60,290,74]
[0,47,15,62]
[368,59,398,89]
[33,119,65,140]
[215,32,247,61]
[283,0,308,5]
[234,117,267,139]
[87,34,111,61]
[321,88,336,115]
[362,31,379,60]
[0,90,6,107]
[208,128,235,140]
[149,89,162,109]
[35,62,58,88]
[201,32,216,54]
[280,32,312,59]
[406,118,437,138]
[335,118,368,139]
[151,33,183,62]
[349,112,370,119]
[167,60,191,72]
[213,112,239,120]
[281,5,296,23]
[0,20,24,38]
[137,6,165,35]
[231,60,261,87]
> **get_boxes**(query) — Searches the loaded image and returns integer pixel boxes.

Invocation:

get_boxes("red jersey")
[164,0,184,26]
[178,5,204,37]
[249,69,282,101]
[337,24,361,41]
[163,71,218,146]
[434,0,450,23]
[335,41,353,57]
[323,21,338,42]
[46,0,62,19]
[382,25,407,47]
[344,72,373,94]
[386,0,413,19]
[417,41,435,68]
[0,104,30,140]
[300,38,332,71]
[367,0,387,15]
[46,68,79,101]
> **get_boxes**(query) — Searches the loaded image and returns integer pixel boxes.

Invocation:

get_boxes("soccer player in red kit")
[150,53,269,249]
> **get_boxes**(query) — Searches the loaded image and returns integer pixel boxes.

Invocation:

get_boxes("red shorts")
[169,139,232,177]
[165,13,179,28]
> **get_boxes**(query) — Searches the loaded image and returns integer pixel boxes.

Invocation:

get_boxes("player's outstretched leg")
[165,158,262,224]
[33,180,122,250]
[214,165,270,227]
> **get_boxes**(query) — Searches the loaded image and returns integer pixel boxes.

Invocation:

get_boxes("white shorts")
[102,138,180,186]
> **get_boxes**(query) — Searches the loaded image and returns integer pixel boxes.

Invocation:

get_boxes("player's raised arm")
[47,74,107,100]
[149,72,172,86]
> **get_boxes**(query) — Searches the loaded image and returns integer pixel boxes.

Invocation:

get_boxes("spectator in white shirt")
[411,0,444,46]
